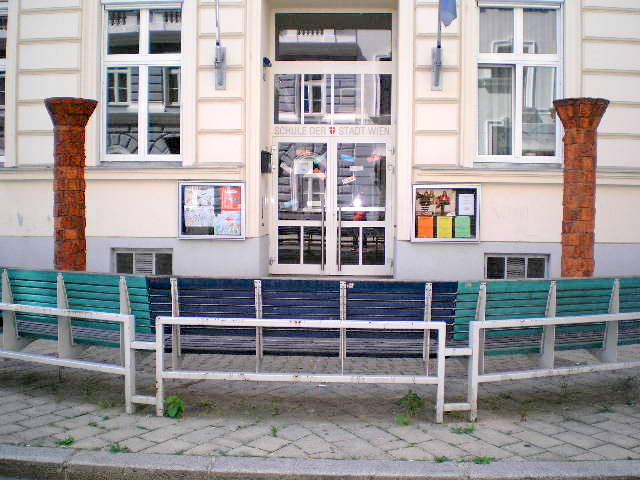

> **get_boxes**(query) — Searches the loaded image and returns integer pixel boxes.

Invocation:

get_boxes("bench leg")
[171,325,182,370]
[2,310,33,351]
[58,315,85,359]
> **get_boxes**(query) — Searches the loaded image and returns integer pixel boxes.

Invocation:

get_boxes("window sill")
[93,161,184,169]
[472,161,562,171]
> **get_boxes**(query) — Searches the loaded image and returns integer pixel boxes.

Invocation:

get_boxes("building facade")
[0,0,638,281]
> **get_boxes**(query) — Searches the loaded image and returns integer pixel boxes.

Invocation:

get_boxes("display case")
[412,184,480,242]
[178,182,245,239]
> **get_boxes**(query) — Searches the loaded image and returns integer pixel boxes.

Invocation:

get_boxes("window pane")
[527,257,546,278]
[478,66,513,155]
[523,66,556,156]
[479,8,513,53]
[278,226,301,264]
[0,14,7,59]
[149,9,181,54]
[148,66,180,154]
[339,227,359,265]
[276,13,392,61]
[107,10,140,55]
[155,253,173,275]
[363,74,392,125]
[277,143,327,221]
[363,227,385,265]
[303,74,331,124]
[486,257,505,279]
[333,74,359,125]
[336,143,386,221]
[107,66,138,154]
[274,74,301,124]
[303,226,324,265]
[116,252,134,274]
[506,257,526,279]
[524,9,556,54]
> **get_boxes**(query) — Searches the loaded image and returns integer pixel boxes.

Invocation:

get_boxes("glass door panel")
[276,142,327,272]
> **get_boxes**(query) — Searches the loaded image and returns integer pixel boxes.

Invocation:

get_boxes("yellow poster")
[437,216,453,238]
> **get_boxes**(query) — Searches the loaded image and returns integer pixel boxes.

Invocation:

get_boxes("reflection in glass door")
[276,143,328,273]
[272,141,392,276]
[336,143,387,273]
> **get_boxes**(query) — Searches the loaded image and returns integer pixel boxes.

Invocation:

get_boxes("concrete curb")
[2,446,640,480]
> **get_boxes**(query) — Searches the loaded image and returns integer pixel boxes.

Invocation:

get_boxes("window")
[0,6,7,161]
[477,4,561,163]
[275,13,392,61]
[114,249,172,275]
[103,5,181,159]
[274,74,392,125]
[485,254,548,280]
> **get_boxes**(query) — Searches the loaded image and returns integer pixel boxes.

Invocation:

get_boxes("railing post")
[468,322,480,422]
[600,279,620,363]
[476,283,487,374]
[254,279,263,372]
[539,281,557,369]
[423,282,433,375]
[339,281,347,374]
[120,276,136,413]
[170,278,181,369]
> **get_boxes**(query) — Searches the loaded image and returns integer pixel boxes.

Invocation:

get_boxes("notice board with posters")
[412,184,480,242]
[178,182,245,239]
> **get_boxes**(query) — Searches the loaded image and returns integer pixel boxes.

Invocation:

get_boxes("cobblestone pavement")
[1,340,639,463]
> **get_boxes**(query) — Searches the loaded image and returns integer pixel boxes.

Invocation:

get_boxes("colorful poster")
[215,211,242,236]
[184,206,216,228]
[417,216,434,238]
[437,216,453,238]
[184,185,215,207]
[221,186,242,211]
[455,216,471,238]
[458,194,475,216]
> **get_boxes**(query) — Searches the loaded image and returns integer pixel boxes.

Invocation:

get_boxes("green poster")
[455,216,471,238]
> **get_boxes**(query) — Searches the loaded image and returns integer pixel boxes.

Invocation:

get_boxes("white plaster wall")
[86,181,178,238]
[0,181,53,236]
[480,184,563,243]
[595,186,640,243]
[582,1,640,170]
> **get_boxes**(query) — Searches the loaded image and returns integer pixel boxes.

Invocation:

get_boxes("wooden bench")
[1,268,154,412]
[453,277,640,420]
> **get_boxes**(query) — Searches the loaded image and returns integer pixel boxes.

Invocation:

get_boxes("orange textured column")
[45,97,97,271]
[553,97,609,278]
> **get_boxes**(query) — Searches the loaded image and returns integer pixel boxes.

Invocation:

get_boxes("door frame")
[269,137,394,276]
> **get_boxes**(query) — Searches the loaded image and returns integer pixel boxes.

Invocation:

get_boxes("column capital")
[553,97,609,131]
[45,97,98,128]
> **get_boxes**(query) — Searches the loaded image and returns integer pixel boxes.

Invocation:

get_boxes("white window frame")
[163,66,180,107]
[107,67,131,105]
[476,2,563,164]
[113,248,173,275]
[485,253,549,280]
[102,2,182,162]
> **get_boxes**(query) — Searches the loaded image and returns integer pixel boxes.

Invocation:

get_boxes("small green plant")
[88,422,98,428]
[450,425,475,434]
[98,400,115,409]
[108,443,130,454]
[596,405,614,414]
[271,425,280,437]
[398,390,425,417]
[395,413,411,426]
[395,390,425,425]
[56,436,75,446]
[271,401,281,416]
[165,395,185,419]
[473,456,494,464]
[435,456,450,463]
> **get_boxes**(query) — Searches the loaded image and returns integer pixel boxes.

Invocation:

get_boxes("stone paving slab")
[0,340,639,466]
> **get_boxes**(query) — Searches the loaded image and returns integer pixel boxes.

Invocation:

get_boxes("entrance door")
[271,139,393,276]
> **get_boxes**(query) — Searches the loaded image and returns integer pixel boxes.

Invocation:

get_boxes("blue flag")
[439,0,457,27]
